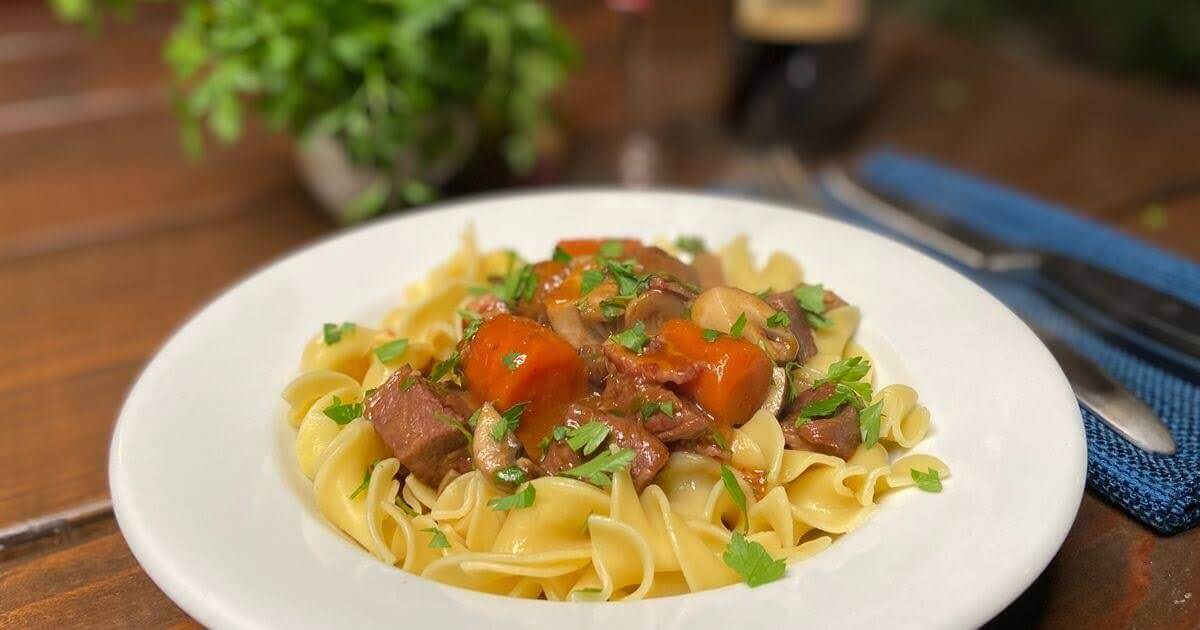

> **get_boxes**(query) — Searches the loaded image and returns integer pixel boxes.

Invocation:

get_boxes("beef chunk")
[599,376,712,443]
[602,339,702,385]
[578,343,613,387]
[779,382,862,460]
[765,291,818,364]
[563,399,669,491]
[365,366,472,486]
[630,246,700,286]
[513,260,572,323]
[539,439,583,475]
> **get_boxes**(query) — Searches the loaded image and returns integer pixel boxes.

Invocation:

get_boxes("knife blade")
[815,166,1179,454]
[819,167,1200,362]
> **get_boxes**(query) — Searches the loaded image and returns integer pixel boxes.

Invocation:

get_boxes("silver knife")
[814,166,1178,455]
[818,168,1200,363]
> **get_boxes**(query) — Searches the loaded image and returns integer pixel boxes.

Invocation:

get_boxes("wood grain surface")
[1,0,1197,627]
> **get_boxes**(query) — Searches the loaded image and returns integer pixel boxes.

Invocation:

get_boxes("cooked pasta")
[282,230,948,600]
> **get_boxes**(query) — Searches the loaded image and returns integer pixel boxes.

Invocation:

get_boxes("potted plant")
[54,0,577,221]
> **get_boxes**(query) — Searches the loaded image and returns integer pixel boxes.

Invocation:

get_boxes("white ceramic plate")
[110,190,1085,629]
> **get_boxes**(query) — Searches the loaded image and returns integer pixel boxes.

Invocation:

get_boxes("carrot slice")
[658,318,773,427]
[555,238,641,258]
[461,314,587,454]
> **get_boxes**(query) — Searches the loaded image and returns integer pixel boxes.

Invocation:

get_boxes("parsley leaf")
[702,328,722,342]
[502,351,526,371]
[552,245,573,264]
[422,526,450,549]
[723,532,786,587]
[488,484,536,510]
[674,235,706,254]
[428,350,461,383]
[492,263,536,308]
[796,388,850,420]
[579,269,606,296]
[494,466,528,486]
[598,240,625,258]
[559,448,636,487]
[859,401,883,448]
[466,408,482,429]
[911,467,943,492]
[640,401,675,419]
[792,284,830,330]
[710,429,731,451]
[374,338,409,363]
[394,496,418,517]
[598,298,627,319]
[348,463,374,500]
[322,322,356,345]
[434,412,473,443]
[552,425,571,441]
[492,403,528,441]
[610,321,650,353]
[719,465,749,532]
[565,421,611,455]
[324,396,363,425]
[818,356,871,385]
[604,258,650,297]
[399,375,418,391]
[766,310,790,329]
[729,312,748,338]
[458,310,483,342]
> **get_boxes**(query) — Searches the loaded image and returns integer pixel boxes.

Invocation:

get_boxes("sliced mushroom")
[758,367,787,417]
[691,251,726,289]
[623,289,689,336]
[546,301,608,349]
[471,403,523,487]
[689,286,799,363]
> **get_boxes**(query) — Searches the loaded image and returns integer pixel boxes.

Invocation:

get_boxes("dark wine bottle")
[728,0,872,156]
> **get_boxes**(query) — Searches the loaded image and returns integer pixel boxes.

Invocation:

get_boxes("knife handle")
[1039,254,1200,362]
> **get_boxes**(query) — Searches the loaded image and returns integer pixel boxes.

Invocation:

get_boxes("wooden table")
[2,1,1198,627]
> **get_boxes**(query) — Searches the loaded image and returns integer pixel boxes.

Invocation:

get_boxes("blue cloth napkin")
[814,150,1200,535]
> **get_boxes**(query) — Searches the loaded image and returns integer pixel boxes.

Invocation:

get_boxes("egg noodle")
[282,228,948,601]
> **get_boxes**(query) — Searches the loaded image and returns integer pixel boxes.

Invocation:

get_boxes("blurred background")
[3,0,1200,626]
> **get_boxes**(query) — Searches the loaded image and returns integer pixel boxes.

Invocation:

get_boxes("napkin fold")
[816,149,1200,535]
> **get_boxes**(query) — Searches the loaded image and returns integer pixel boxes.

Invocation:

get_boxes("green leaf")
[604,259,648,297]
[422,526,451,549]
[461,311,483,342]
[565,421,610,456]
[766,310,790,329]
[399,375,418,391]
[394,496,418,517]
[559,448,636,487]
[797,389,850,420]
[723,532,786,587]
[792,284,826,314]
[374,338,409,364]
[702,328,722,343]
[579,269,605,296]
[819,356,871,385]
[322,322,356,345]
[729,312,748,338]
[639,401,675,419]
[552,245,572,264]
[490,402,528,442]
[348,463,374,500]
[323,396,363,425]
[502,351,526,371]
[428,350,461,383]
[674,235,706,254]
[610,321,649,353]
[210,93,242,144]
[859,401,883,448]
[710,429,730,451]
[598,240,625,258]
[719,465,748,532]
[911,467,943,492]
[494,465,527,486]
[488,483,536,510]
[343,179,390,223]
[434,412,473,443]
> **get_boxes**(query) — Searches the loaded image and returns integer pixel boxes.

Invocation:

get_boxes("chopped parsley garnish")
[710,430,731,451]
[719,465,749,532]
[552,425,571,442]
[640,401,675,419]
[373,338,409,363]
[559,448,636,488]
[729,312,748,339]
[565,421,611,456]
[434,412,473,443]
[723,532,786,587]
[348,462,374,500]
[604,258,649,297]
[766,310,790,329]
[491,263,537,308]
[702,328,722,343]
[488,484,536,511]
[859,401,884,448]
[573,587,603,595]
[598,298,628,320]
[674,235,706,254]
[792,284,830,329]
[466,408,482,429]
[428,350,461,383]
[422,526,450,549]
[782,361,801,405]
[754,289,772,300]
[552,245,573,264]
[394,496,418,517]
[610,321,650,353]
[323,396,363,425]
[494,466,528,486]
[579,269,606,296]
[796,389,851,420]
[364,388,377,398]
[322,322,356,345]
[458,310,483,341]
[502,351,526,371]
[492,402,529,441]
[813,356,874,407]
[598,240,625,258]
[399,375,418,391]
[911,467,943,492]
